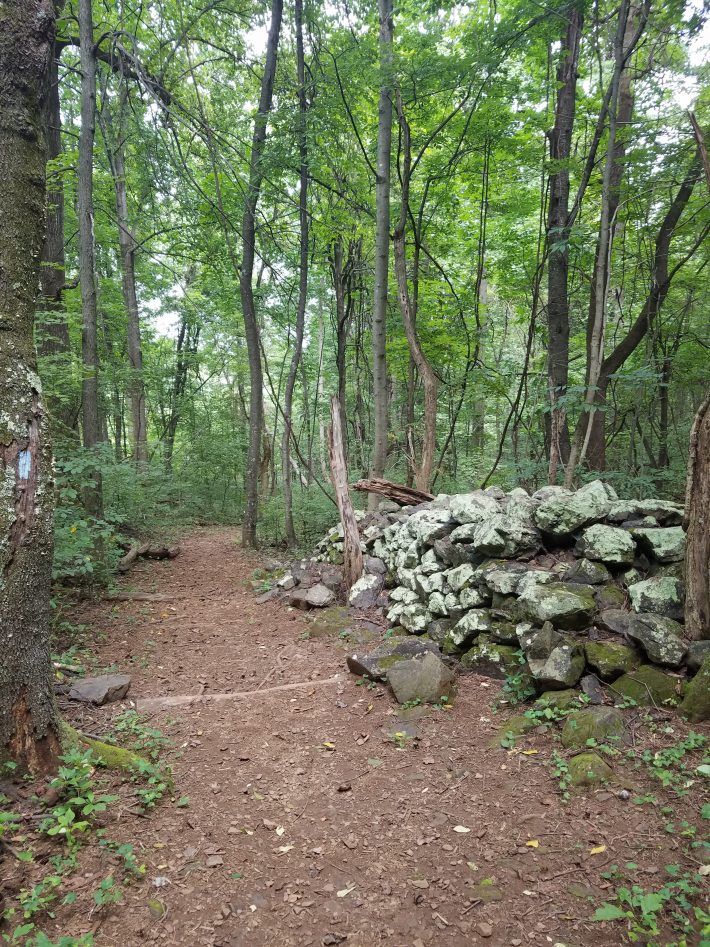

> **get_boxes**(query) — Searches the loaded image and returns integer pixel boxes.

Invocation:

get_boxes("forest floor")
[4,528,709,947]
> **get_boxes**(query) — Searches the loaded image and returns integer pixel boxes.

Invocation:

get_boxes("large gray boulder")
[564,558,611,585]
[450,492,501,525]
[631,527,685,563]
[534,480,617,538]
[575,523,636,566]
[518,582,596,630]
[626,613,687,667]
[346,636,439,681]
[607,499,684,526]
[387,651,456,704]
[528,643,585,690]
[628,576,683,621]
[69,674,131,705]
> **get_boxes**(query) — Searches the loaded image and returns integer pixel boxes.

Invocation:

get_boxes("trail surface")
[64,529,700,946]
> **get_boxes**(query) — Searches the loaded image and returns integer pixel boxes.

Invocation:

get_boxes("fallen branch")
[118,543,180,573]
[136,674,342,711]
[105,591,175,602]
[351,477,433,506]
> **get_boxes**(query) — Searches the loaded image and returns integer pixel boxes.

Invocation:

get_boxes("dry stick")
[136,674,342,710]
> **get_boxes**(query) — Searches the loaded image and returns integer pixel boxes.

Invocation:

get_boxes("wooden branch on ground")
[118,543,180,573]
[105,592,175,602]
[351,477,433,506]
[328,395,363,590]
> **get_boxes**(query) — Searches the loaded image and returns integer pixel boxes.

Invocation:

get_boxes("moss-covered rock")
[594,585,626,610]
[575,524,636,566]
[62,723,148,774]
[626,613,687,667]
[680,656,710,722]
[561,706,625,749]
[610,665,683,707]
[628,577,683,621]
[460,636,521,679]
[568,752,613,786]
[535,689,583,711]
[585,640,640,681]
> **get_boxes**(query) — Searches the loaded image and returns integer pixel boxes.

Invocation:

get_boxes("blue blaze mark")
[18,448,31,480]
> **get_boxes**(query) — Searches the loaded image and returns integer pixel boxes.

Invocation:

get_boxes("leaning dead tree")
[352,478,433,506]
[328,396,363,590]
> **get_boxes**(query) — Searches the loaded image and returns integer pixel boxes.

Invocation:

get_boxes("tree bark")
[546,4,583,483]
[0,0,61,774]
[685,391,710,641]
[282,0,308,549]
[240,0,283,548]
[78,0,103,524]
[370,0,393,506]
[328,396,363,590]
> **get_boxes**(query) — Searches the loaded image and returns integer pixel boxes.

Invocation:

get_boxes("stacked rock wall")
[319,481,710,708]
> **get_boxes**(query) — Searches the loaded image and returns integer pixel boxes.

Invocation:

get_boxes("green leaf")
[592,903,628,922]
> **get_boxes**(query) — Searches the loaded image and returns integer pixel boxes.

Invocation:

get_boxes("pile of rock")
[314,480,708,721]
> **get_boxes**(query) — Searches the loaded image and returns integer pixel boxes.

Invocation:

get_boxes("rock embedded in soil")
[386,651,456,705]
[626,613,687,667]
[628,576,683,621]
[610,665,683,707]
[568,751,613,786]
[68,674,132,705]
[528,642,586,689]
[288,583,337,609]
[346,636,439,681]
[560,706,625,749]
[460,636,522,679]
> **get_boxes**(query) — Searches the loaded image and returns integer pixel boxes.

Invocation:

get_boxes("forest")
[1,0,710,944]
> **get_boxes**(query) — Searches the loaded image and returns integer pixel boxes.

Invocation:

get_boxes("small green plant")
[550,750,571,801]
[92,876,122,909]
[129,758,171,810]
[642,732,707,795]
[400,697,423,711]
[39,750,118,851]
[499,654,535,706]
[110,710,170,760]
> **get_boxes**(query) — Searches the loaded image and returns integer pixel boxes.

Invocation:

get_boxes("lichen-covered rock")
[427,618,455,644]
[387,651,456,704]
[610,665,683,707]
[460,586,489,608]
[626,613,687,667]
[413,571,445,597]
[568,752,613,786]
[481,567,525,596]
[453,608,492,639]
[517,570,555,596]
[631,527,685,563]
[399,602,433,634]
[518,582,596,630]
[468,514,541,559]
[628,576,683,621]
[564,558,612,585]
[450,492,501,525]
[518,621,562,660]
[561,707,624,749]
[460,636,521,679]
[428,591,449,617]
[534,480,617,538]
[535,689,584,711]
[575,524,636,566]
[349,573,384,609]
[596,608,632,635]
[680,656,710,722]
[607,499,683,526]
[445,563,477,592]
[585,641,640,680]
[418,549,442,575]
[594,585,626,610]
[528,642,585,689]
[433,536,467,567]
[346,636,440,680]
[488,616,519,644]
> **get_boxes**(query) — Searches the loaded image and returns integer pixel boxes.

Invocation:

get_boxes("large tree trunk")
[0,0,61,774]
[103,96,148,466]
[370,0,393,507]
[685,391,710,641]
[546,4,583,483]
[78,0,103,522]
[240,0,283,548]
[281,0,308,549]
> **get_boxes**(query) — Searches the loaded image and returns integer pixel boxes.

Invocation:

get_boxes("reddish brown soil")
[4,528,708,947]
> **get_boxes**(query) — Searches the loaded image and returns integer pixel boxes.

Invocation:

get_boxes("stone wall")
[315,481,709,718]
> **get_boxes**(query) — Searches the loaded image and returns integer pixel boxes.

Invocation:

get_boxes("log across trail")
[60,528,701,947]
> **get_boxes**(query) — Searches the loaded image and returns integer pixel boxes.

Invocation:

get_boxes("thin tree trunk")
[317,302,329,481]
[546,4,583,483]
[329,396,363,590]
[102,96,148,466]
[685,391,710,641]
[393,91,438,493]
[241,0,283,548]
[78,0,103,522]
[282,0,309,548]
[370,0,393,506]
[0,0,61,775]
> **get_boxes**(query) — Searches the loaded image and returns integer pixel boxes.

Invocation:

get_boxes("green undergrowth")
[0,713,177,946]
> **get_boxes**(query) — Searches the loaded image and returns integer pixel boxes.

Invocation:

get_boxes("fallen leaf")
[526,840,540,849]
[453,825,471,834]
[322,742,335,751]
[589,845,607,855]
[277,845,294,854]
[336,886,355,898]
[521,749,538,755]
[275,826,285,837]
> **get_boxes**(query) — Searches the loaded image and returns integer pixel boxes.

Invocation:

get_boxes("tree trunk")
[103,97,148,466]
[393,91,438,493]
[685,391,710,641]
[0,0,61,774]
[281,0,308,549]
[328,396,363,590]
[78,0,103,522]
[546,4,583,483]
[370,0,393,506]
[240,0,283,548]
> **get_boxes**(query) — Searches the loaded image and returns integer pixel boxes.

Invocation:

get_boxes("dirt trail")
[63,529,702,947]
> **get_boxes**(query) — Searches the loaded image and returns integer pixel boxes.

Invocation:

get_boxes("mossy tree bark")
[0,0,61,774]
